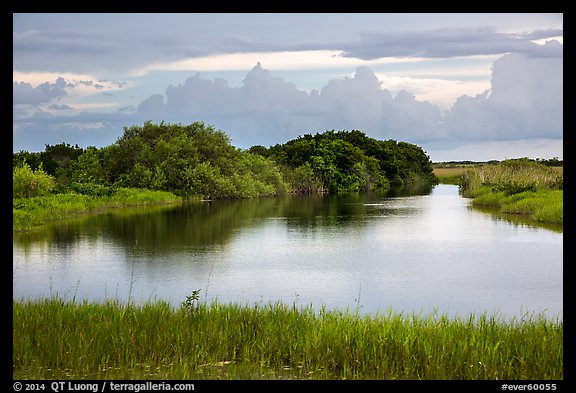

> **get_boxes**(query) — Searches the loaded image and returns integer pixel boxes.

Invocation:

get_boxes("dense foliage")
[98,121,287,198]
[13,122,437,199]
[13,122,288,199]
[12,162,55,198]
[250,130,437,193]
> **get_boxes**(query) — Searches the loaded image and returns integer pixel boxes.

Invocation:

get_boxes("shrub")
[67,182,115,197]
[13,163,55,198]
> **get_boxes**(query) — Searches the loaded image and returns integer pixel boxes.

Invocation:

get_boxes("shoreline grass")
[13,188,184,232]
[468,187,563,226]
[458,160,562,227]
[13,298,563,380]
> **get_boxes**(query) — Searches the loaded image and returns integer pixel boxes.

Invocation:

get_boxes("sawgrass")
[13,298,563,380]
[460,160,562,226]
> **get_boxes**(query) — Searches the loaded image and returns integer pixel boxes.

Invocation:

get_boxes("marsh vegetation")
[13,298,562,380]
[459,159,563,225]
[13,123,563,380]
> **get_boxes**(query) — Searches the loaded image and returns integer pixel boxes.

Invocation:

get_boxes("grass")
[457,160,562,226]
[13,188,183,231]
[13,297,563,380]
[434,164,562,186]
[461,161,562,196]
[433,167,467,185]
[470,188,563,226]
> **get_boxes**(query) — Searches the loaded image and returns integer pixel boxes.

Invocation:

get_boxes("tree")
[100,121,288,198]
[264,130,435,192]
[13,150,42,170]
[40,143,85,175]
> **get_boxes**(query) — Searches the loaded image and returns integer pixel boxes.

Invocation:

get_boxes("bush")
[67,182,115,197]
[13,163,55,198]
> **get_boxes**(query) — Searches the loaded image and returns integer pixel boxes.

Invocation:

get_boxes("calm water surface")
[13,185,563,319]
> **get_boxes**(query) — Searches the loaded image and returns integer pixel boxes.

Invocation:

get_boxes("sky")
[13,13,563,161]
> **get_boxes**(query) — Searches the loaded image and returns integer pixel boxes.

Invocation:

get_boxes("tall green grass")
[13,188,183,231]
[460,160,562,226]
[461,159,562,197]
[13,298,563,380]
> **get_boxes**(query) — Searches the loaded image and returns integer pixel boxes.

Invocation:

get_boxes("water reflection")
[14,185,431,254]
[470,204,563,233]
[13,184,562,320]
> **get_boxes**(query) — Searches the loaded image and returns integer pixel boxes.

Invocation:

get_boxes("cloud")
[442,43,562,141]
[14,17,562,77]
[425,138,564,162]
[340,27,563,60]
[13,73,133,120]
[13,73,131,99]
[375,74,491,110]
[13,29,113,55]
[129,27,563,79]
[13,77,69,105]
[133,63,444,146]
[48,104,73,110]
[152,63,314,143]
[13,28,144,74]
[13,55,562,160]
[518,28,564,41]
[132,50,433,77]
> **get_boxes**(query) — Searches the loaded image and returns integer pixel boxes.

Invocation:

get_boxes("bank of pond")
[13,126,563,380]
[13,298,562,380]
[12,187,184,231]
[15,157,563,233]
[434,159,563,228]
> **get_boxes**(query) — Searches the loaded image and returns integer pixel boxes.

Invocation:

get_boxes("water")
[13,185,563,320]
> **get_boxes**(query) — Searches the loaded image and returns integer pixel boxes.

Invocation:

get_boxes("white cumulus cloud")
[442,45,562,141]
[13,49,562,162]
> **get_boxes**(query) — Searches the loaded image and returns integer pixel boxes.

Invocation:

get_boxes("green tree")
[68,146,106,184]
[13,150,43,170]
[102,121,287,199]
[265,130,432,193]
[247,145,270,157]
[289,162,323,193]
[40,143,85,175]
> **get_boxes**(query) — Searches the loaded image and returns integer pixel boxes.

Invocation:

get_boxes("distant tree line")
[13,122,438,199]
[433,158,562,167]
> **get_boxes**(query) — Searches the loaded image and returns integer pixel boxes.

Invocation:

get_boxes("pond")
[13,184,563,320]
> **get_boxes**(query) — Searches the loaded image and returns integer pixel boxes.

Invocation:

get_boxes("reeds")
[459,160,563,226]
[461,159,562,197]
[13,298,563,380]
